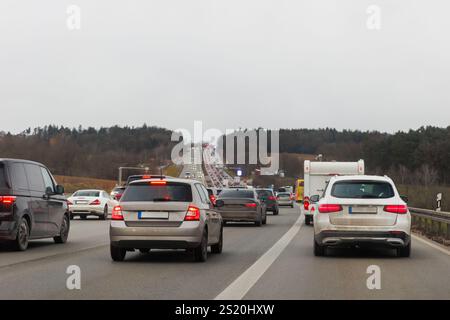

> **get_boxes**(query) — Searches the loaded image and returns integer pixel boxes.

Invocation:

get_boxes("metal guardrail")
[409,207,450,241]
[409,207,450,223]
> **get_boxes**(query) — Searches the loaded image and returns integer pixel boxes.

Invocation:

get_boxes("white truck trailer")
[303,159,365,225]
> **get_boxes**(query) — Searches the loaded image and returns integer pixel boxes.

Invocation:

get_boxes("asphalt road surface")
[0,204,449,299]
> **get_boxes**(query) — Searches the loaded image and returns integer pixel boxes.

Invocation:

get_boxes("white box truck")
[303,159,365,225]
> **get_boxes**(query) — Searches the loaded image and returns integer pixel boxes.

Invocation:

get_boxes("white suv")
[313,175,411,257]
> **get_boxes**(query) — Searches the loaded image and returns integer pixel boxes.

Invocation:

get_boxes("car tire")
[80,215,87,220]
[194,231,208,262]
[262,214,267,225]
[69,213,74,220]
[54,214,70,244]
[273,209,279,216]
[397,241,411,257]
[139,249,151,254]
[255,215,262,227]
[211,227,223,254]
[314,240,325,257]
[110,244,126,261]
[101,205,108,220]
[12,217,30,251]
[305,216,311,225]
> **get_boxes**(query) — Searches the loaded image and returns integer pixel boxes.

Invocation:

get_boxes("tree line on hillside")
[0,125,449,186]
[0,125,177,180]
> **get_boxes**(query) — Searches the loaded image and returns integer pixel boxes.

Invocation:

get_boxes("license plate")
[76,201,88,205]
[138,211,169,219]
[349,206,377,214]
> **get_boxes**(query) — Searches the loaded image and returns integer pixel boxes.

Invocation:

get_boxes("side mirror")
[400,195,408,204]
[310,195,320,203]
[55,185,65,195]
[215,199,224,208]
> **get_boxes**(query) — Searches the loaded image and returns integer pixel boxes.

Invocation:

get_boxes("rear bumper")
[219,211,259,222]
[277,200,293,206]
[70,205,104,216]
[315,230,411,248]
[0,221,16,240]
[109,220,203,249]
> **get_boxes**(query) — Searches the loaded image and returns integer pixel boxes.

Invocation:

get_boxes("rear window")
[74,191,100,197]
[219,190,255,199]
[0,164,8,189]
[121,182,193,202]
[256,190,273,197]
[278,193,290,197]
[331,181,395,199]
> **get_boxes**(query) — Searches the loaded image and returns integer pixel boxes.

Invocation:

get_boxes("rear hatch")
[217,198,258,212]
[327,180,399,227]
[120,181,192,227]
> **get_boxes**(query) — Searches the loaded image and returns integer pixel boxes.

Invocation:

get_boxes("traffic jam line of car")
[1,157,449,277]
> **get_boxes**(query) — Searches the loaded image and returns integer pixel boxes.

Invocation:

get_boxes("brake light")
[185,205,200,221]
[268,196,276,201]
[318,204,343,213]
[310,206,315,212]
[209,195,216,205]
[0,196,16,212]
[142,175,152,179]
[245,203,257,208]
[304,197,310,210]
[384,205,408,214]
[89,199,101,205]
[111,206,124,220]
[150,180,167,185]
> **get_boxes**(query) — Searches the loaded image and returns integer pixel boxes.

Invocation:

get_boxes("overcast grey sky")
[0,0,449,134]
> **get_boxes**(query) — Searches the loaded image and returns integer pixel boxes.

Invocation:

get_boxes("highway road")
[0,203,449,299]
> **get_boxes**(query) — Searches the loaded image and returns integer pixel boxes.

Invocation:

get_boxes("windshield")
[73,191,100,197]
[121,182,192,202]
[331,181,395,199]
[219,190,254,199]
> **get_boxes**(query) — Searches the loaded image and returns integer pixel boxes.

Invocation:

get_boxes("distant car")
[184,172,192,179]
[0,159,69,251]
[313,175,411,257]
[206,188,218,205]
[276,192,294,208]
[110,177,223,262]
[68,190,117,220]
[215,189,267,226]
[111,186,126,200]
[256,189,279,215]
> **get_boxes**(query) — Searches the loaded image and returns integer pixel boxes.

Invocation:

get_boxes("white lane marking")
[412,234,450,257]
[215,213,304,300]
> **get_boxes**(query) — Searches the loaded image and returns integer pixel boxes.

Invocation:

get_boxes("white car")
[313,175,411,257]
[68,189,118,220]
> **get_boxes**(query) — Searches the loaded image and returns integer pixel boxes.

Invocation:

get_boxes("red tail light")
[67,200,73,206]
[115,194,122,200]
[303,197,310,210]
[318,204,343,213]
[209,195,216,205]
[111,206,124,220]
[268,196,276,201]
[245,203,257,208]
[0,196,16,212]
[384,205,408,214]
[185,205,200,221]
[89,199,101,205]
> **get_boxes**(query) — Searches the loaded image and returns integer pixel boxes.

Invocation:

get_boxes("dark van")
[0,159,69,251]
